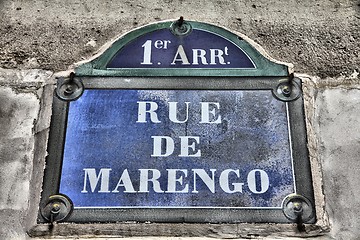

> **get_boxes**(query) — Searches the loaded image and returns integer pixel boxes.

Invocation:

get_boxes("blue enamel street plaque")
[107,29,255,69]
[60,89,294,208]
[39,20,315,224]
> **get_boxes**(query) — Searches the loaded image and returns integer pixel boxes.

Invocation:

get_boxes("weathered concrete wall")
[0,0,359,77]
[0,0,359,239]
[0,69,53,240]
[315,83,360,240]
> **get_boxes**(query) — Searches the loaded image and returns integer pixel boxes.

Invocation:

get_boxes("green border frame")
[75,21,289,77]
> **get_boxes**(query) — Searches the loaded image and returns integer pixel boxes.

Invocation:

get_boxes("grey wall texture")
[0,0,359,239]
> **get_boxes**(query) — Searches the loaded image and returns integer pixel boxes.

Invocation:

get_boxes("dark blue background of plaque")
[59,90,295,208]
[106,29,255,69]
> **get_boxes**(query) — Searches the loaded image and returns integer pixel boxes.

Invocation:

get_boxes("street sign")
[39,20,315,224]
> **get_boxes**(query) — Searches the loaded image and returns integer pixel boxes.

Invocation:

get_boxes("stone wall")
[0,0,359,239]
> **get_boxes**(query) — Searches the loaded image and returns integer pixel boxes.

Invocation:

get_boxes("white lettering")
[168,101,190,123]
[192,49,208,65]
[141,40,152,65]
[139,169,164,193]
[171,45,190,65]
[210,49,226,65]
[81,168,111,193]
[192,169,216,193]
[219,169,244,193]
[136,101,161,123]
[179,136,201,157]
[151,136,175,157]
[166,169,189,193]
[200,102,222,123]
[163,40,171,49]
[81,168,271,194]
[154,40,163,49]
[247,169,269,194]
[154,40,171,49]
[112,169,136,193]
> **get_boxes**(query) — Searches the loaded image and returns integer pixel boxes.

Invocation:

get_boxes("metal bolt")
[51,202,61,215]
[293,201,303,215]
[281,84,292,97]
[176,17,188,34]
[171,17,192,36]
[64,84,74,95]
[283,194,314,224]
[178,25,188,33]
